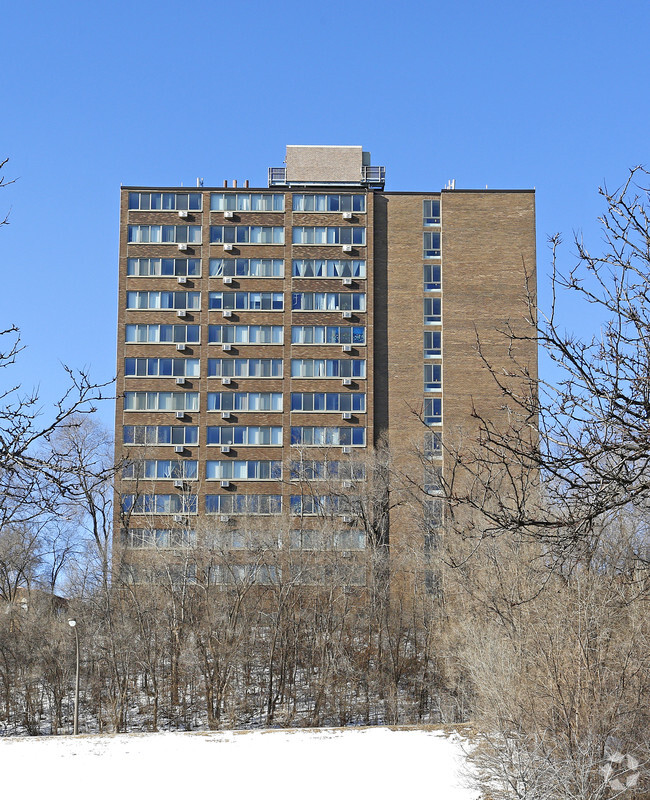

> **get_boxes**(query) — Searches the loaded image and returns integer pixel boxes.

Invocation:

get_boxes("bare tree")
[438,169,650,799]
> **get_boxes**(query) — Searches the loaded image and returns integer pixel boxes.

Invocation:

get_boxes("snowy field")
[0,726,477,800]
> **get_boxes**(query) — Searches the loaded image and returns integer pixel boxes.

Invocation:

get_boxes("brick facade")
[114,147,537,584]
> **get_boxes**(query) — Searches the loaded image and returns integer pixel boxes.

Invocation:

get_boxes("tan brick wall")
[286,146,363,184]
[373,189,536,555]
[442,190,537,444]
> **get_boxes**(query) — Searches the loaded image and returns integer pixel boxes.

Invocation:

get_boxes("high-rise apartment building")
[115,145,536,586]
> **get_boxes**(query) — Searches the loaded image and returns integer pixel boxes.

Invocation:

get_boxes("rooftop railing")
[267,165,386,188]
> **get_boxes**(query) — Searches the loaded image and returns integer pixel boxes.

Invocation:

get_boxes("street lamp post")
[68,619,80,735]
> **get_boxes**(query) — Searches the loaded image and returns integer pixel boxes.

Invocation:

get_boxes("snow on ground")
[0,726,478,800]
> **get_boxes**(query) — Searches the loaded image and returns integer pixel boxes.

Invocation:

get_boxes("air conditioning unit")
[174,480,184,489]
[342,277,353,286]
[342,480,353,489]
[176,343,186,351]
[177,275,187,284]
[222,343,232,352]
[342,378,352,386]
[223,243,234,251]
[342,412,352,420]
[342,311,353,319]
[342,446,352,454]
[342,245,353,253]
[342,212,353,220]
[175,377,186,385]
[224,211,235,219]
[222,310,232,318]
[173,514,185,523]
[178,243,189,251]
[341,514,353,524]
[223,276,233,284]
[220,445,231,454]
[178,210,189,218]
[219,515,230,523]
[342,344,352,353]
[220,480,230,488]
[221,377,232,385]
[176,309,187,318]
[175,411,185,419]
[221,411,231,420]
[174,445,185,454]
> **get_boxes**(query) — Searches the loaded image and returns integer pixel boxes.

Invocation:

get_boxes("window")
[424,498,444,528]
[129,192,202,211]
[206,426,283,446]
[423,199,441,225]
[210,193,284,211]
[210,226,284,244]
[126,291,200,310]
[424,231,441,258]
[209,292,284,311]
[424,431,443,459]
[424,331,442,358]
[289,529,323,550]
[290,393,365,413]
[424,531,440,555]
[122,460,198,480]
[125,324,200,344]
[288,528,365,551]
[207,392,283,412]
[292,259,366,278]
[424,263,441,291]
[424,363,442,392]
[424,571,442,597]
[424,397,442,425]
[123,528,196,549]
[290,495,344,516]
[205,495,282,515]
[334,530,366,550]
[292,227,366,245]
[291,326,366,345]
[122,494,198,514]
[127,258,200,277]
[290,427,366,446]
[206,461,282,480]
[207,358,283,378]
[208,325,283,345]
[124,358,200,378]
[289,563,365,586]
[290,359,366,378]
[424,297,442,324]
[292,194,365,213]
[289,460,366,481]
[123,426,198,446]
[424,466,443,494]
[208,530,280,550]
[210,258,283,278]
[291,293,366,312]
[121,563,197,585]
[128,225,201,244]
[207,564,279,584]
[124,392,199,412]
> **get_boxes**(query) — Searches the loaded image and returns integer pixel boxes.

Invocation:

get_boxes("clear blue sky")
[2,0,649,430]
